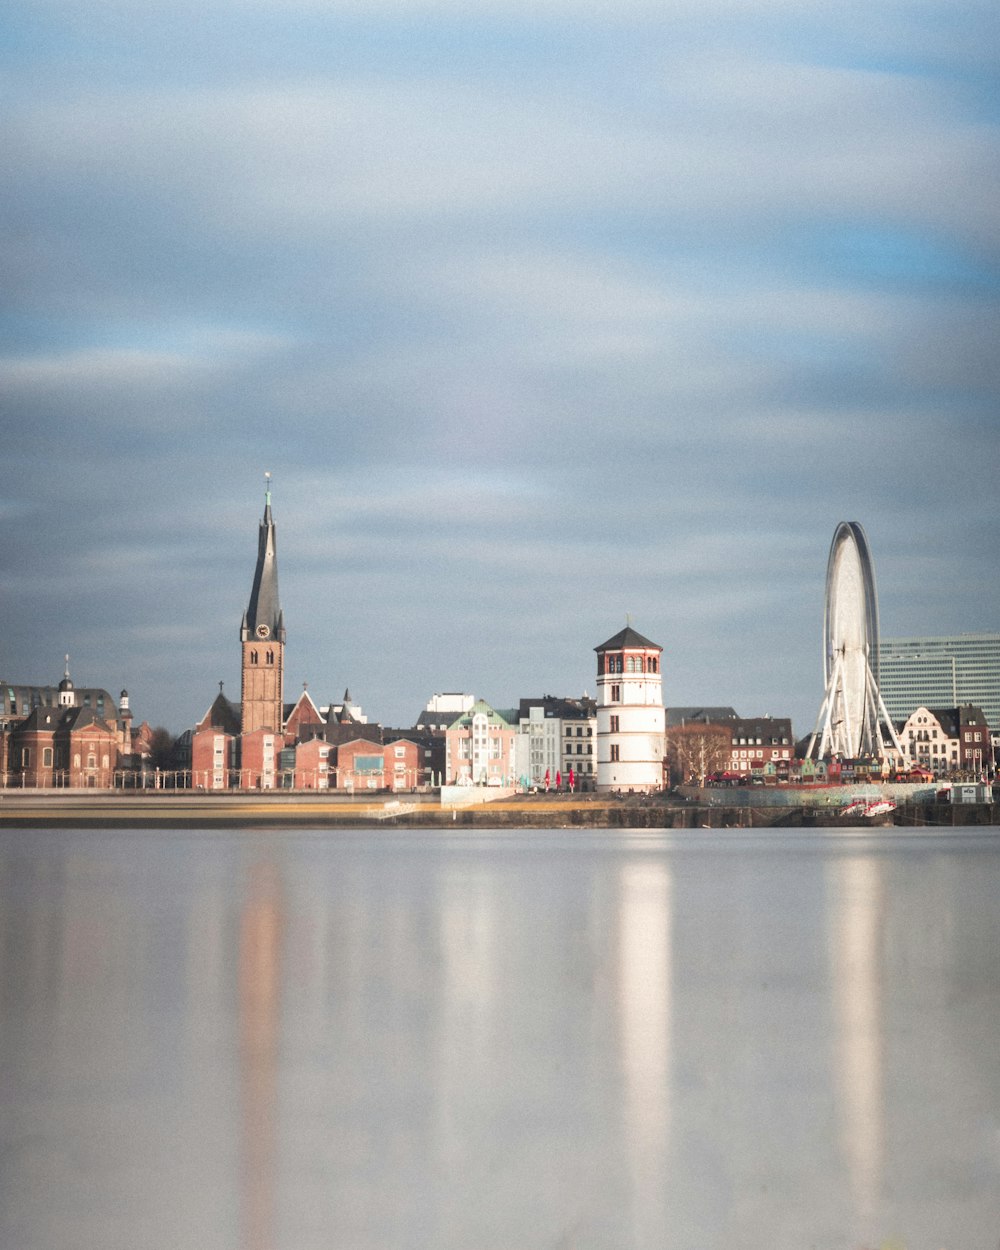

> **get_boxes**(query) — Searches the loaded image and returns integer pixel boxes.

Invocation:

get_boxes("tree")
[664,723,732,786]
[148,727,175,770]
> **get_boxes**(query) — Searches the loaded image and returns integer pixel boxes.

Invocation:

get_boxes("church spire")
[239,475,286,739]
[241,472,285,644]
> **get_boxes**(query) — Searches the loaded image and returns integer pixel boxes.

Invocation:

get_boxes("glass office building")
[877,633,1000,729]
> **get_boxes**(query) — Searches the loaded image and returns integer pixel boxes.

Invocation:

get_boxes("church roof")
[241,480,285,644]
[594,625,661,652]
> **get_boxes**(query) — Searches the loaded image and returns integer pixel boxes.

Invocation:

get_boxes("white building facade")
[595,626,665,793]
[515,696,597,789]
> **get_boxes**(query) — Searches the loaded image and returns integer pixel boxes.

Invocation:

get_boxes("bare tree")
[664,723,732,786]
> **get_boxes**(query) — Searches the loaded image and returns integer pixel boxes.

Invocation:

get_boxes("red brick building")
[1,669,133,788]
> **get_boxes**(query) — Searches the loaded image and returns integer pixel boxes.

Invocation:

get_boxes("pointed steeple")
[241,472,285,644]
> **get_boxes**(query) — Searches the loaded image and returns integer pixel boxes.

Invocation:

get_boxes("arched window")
[266,649,274,664]
[250,650,259,665]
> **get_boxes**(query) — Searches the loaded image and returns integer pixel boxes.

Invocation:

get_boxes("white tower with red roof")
[595,625,665,793]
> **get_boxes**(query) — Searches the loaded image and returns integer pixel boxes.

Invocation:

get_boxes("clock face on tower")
[255,623,270,640]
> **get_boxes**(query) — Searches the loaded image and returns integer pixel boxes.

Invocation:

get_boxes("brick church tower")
[240,474,286,736]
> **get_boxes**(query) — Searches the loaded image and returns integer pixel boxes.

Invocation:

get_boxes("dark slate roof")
[12,704,115,735]
[241,490,285,643]
[927,708,961,737]
[196,691,242,734]
[595,626,660,652]
[411,709,463,730]
[0,683,120,721]
[664,707,738,727]
[387,725,446,745]
[324,722,382,746]
[958,704,989,727]
[731,716,794,740]
[518,695,597,721]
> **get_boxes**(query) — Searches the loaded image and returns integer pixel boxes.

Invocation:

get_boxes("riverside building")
[878,633,1000,731]
[595,626,665,793]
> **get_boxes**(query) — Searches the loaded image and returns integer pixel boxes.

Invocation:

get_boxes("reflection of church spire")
[239,859,284,1250]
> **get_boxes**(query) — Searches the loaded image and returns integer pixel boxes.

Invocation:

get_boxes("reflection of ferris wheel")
[808,522,903,760]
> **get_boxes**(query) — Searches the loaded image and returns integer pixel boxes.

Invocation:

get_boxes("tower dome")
[58,656,76,706]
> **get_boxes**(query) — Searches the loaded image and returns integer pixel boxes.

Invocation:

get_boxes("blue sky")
[2,0,998,734]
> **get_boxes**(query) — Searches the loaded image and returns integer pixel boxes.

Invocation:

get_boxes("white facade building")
[515,696,597,789]
[595,626,665,793]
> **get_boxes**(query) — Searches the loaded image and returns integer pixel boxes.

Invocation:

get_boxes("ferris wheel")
[808,522,903,761]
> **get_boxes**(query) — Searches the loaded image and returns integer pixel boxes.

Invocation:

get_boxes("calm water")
[1,826,998,1250]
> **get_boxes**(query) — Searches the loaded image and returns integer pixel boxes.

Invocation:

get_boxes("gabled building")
[726,716,795,777]
[445,699,517,787]
[189,685,241,789]
[899,705,993,777]
[1,665,134,788]
[284,688,326,743]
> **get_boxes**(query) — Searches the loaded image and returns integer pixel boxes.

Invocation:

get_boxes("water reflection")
[827,853,885,1223]
[617,859,672,1245]
[239,859,284,1250]
[1,828,999,1250]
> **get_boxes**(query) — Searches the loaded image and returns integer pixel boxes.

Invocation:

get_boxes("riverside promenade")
[0,789,996,828]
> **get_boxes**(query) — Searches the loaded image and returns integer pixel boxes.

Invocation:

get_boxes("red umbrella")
[556,770,562,789]
[544,769,550,791]
[568,767,575,792]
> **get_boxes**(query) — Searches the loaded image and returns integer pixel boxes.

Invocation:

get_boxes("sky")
[2,0,999,736]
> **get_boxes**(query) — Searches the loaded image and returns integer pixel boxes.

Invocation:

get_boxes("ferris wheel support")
[807,523,902,763]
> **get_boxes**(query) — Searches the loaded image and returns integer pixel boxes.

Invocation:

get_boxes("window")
[610,715,620,733]
[250,650,259,665]
[610,744,620,762]
[43,747,53,766]
[610,685,621,702]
